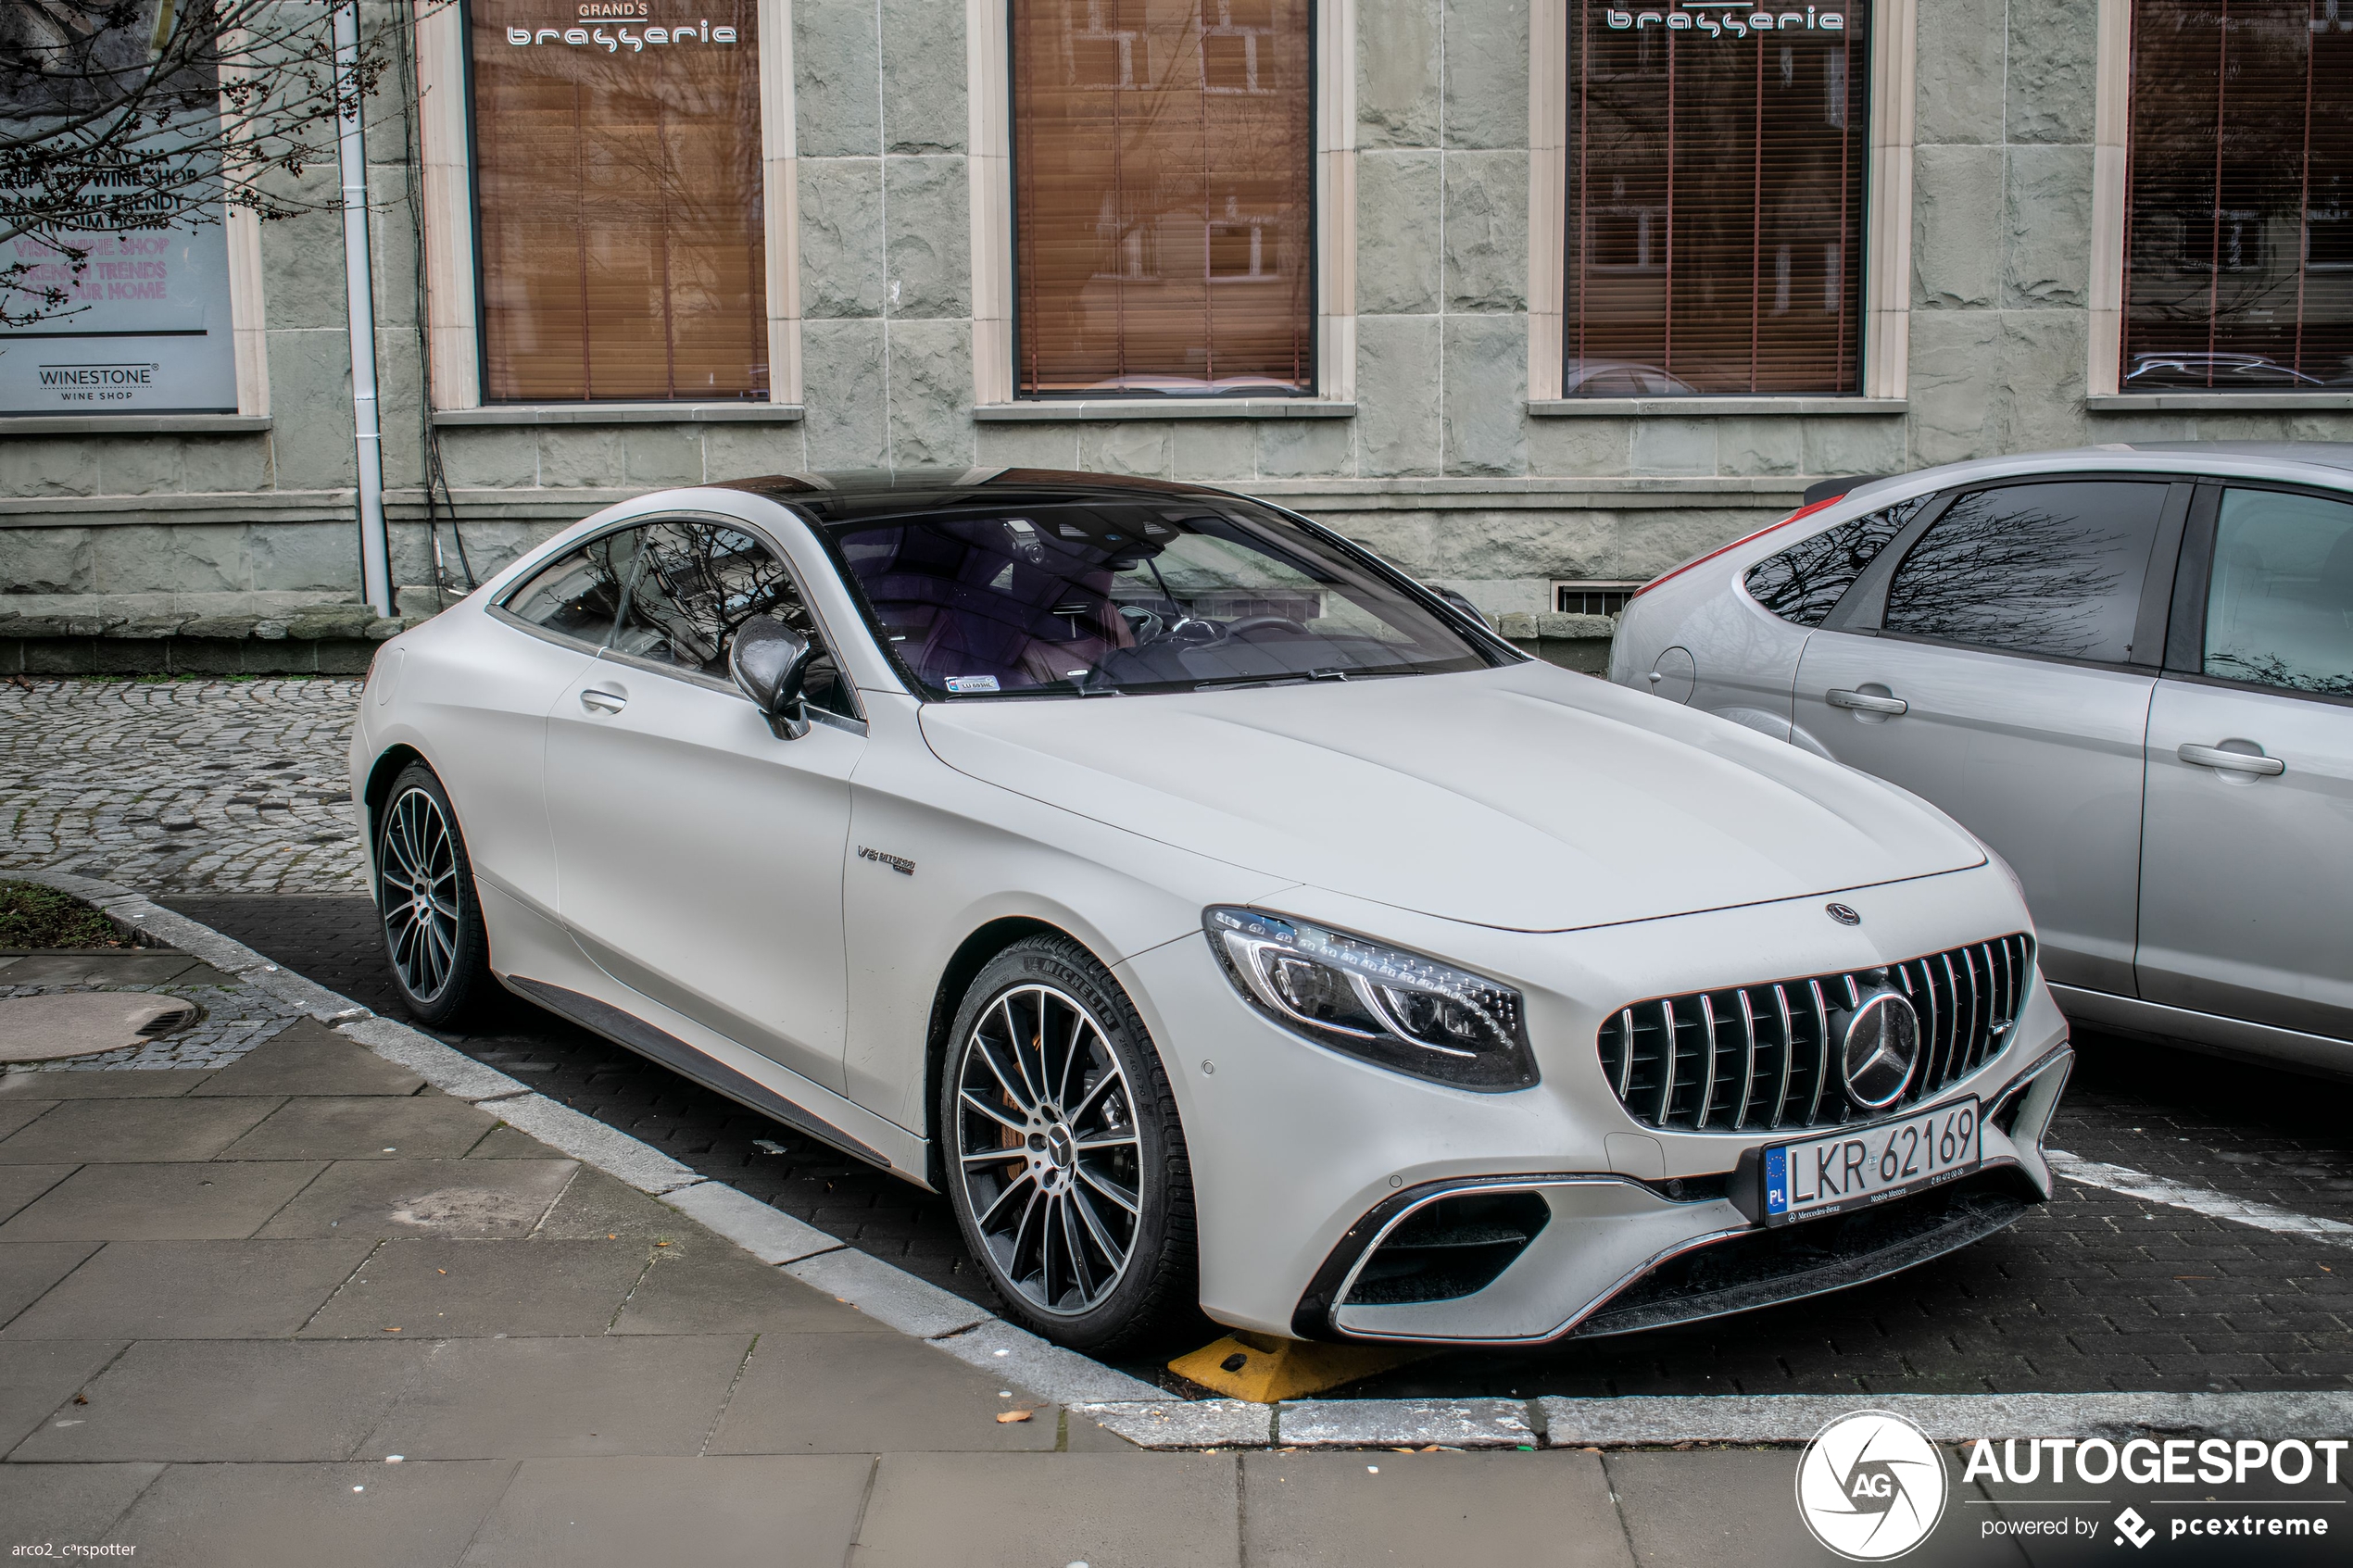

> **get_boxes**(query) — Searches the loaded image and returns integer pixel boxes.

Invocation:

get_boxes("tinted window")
[1882,483,2169,662]
[604,521,855,719]
[829,498,1491,698]
[1743,498,1929,628]
[2203,488,2353,698]
[503,539,627,645]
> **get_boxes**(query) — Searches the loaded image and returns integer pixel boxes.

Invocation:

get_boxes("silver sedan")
[1612,443,2353,1077]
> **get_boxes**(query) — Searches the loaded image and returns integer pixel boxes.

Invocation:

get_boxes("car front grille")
[1595,934,2034,1135]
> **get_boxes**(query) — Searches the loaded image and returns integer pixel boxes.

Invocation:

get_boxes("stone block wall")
[5,0,2350,617]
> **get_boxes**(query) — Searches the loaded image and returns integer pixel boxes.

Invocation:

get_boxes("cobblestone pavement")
[0,677,367,893]
[8,678,2352,1400]
[0,947,301,1073]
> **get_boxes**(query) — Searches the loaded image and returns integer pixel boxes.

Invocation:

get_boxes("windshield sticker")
[945,675,1000,694]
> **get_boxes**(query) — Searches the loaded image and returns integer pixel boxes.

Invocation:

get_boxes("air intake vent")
[1596,934,2032,1135]
[1342,1190,1551,1307]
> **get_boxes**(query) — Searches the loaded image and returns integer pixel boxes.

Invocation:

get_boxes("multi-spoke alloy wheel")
[381,786,461,1003]
[374,762,490,1027]
[941,935,1197,1351]
[952,983,1141,1316]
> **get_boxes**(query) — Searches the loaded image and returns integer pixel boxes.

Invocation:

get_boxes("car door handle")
[2178,743,2284,776]
[579,688,628,714]
[1826,688,1907,715]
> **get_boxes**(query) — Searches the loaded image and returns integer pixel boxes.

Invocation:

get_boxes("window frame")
[415,0,803,414]
[490,510,867,729]
[971,0,1356,412]
[1818,474,2192,676]
[2162,476,2353,711]
[1529,0,1916,410]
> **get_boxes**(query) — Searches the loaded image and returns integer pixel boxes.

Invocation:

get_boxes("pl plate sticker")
[945,675,1000,693]
[1795,1409,1949,1560]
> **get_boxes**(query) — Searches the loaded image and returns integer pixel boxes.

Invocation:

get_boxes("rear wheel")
[375,762,491,1027]
[941,934,1198,1354]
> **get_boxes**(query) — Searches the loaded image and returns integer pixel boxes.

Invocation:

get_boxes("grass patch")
[0,882,131,949]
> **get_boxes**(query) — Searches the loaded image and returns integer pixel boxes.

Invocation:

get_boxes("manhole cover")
[0,994,202,1062]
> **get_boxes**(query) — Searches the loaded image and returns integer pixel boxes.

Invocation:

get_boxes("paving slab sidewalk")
[0,948,1689,1567]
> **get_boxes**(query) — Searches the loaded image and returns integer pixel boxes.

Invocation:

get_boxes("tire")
[940,934,1200,1354]
[374,762,493,1028]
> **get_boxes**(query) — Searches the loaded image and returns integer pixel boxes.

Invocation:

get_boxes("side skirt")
[504,974,894,1173]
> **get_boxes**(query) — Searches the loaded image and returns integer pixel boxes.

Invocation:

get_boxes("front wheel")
[375,762,492,1028]
[941,935,1199,1354]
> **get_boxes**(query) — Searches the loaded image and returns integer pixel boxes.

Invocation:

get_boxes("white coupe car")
[351,469,2072,1352]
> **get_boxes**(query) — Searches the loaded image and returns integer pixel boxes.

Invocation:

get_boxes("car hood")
[917,662,1983,933]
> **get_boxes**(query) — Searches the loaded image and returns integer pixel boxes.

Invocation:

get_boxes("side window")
[503,537,627,646]
[1743,497,1927,628]
[605,520,856,719]
[2203,488,2353,699]
[1881,482,2170,663]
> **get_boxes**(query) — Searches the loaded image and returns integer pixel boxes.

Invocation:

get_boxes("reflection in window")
[1012,0,1313,395]
[2205,488,2353,697]
[599,521,853,718]
[1743,497,1925,627]
[1882,483,2169,663]
[2123,2,2353,391]
[469,0,766,401]
[505,540,629,643]
[1564,2,1870,395]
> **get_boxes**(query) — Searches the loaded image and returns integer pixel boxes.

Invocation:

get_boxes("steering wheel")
[1224,614,1311,641]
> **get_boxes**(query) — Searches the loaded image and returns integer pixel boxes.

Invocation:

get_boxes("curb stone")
[662,1177,844,1265]
[1279,1397,1536,1449]
[1538,1391,2353,1446]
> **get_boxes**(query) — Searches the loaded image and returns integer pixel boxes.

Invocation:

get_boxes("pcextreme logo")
[1794,1410,1950,1561]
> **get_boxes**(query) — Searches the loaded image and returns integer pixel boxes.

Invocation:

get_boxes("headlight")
[1203,907,1538,1091]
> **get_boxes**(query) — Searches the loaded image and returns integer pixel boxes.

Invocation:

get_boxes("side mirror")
[729,618,816,739]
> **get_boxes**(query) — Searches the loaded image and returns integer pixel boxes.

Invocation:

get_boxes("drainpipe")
[334,1,393,617]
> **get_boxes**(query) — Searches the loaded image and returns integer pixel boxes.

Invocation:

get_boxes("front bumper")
[1114,862,2070,1343]
[1297,1047,2068,1344]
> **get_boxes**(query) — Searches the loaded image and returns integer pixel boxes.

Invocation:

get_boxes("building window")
[468,0,766,402]
[1563,4,1869,396]
[1553,579,1643,616]
[1010,0,1314,397]
[2122,2,2353,392]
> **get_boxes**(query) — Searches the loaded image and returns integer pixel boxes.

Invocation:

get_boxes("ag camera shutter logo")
[1795,1410,1949,1560]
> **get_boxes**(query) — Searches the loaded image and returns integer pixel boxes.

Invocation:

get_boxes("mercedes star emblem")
[1825,902,1861,925]
[1839,991,1922,1110]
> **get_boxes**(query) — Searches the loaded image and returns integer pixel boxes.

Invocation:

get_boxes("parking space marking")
[2047,1148,2353,1250]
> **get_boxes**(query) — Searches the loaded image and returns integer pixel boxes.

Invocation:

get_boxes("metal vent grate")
[1595,935,2033,1135]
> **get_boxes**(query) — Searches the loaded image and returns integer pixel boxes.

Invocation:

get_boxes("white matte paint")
[357,478,2062,1344]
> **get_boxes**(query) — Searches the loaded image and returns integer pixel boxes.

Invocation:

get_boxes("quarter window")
[468,0,766,401]
[1564,1,1870,395]
[2122,2,2353,391]
[1743,496,1926,627]
[1881,483,2171,664]
[503,539,629,645]
[2202,488,2353,698]
[1011,0,1314,396]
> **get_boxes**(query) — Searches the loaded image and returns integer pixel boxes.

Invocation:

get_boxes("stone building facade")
[3,0,2347,669]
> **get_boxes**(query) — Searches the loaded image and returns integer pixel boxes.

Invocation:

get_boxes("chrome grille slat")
[1595,934,2035,1135]
[1695,995,1721,1131]
[1768,984,1795,1130]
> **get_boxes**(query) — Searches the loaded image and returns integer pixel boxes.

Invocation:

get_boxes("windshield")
[827,495,1497,697]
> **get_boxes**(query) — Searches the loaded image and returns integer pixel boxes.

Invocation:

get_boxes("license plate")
[1761,1098,1981,1225]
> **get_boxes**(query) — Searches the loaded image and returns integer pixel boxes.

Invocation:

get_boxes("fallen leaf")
[996,1410,1034,1424]
[1392,1447,1415,1454]
[71,1394,88,1406]
[1420,1445,1440,1453]
[436,1270,447,1275]
[382,1327,402,1333]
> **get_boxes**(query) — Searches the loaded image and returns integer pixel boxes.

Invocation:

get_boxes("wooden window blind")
[1564,5,1869,396]
[2124,2,2353,391]
[1011,0,1314,396]
[469,0,766,402]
